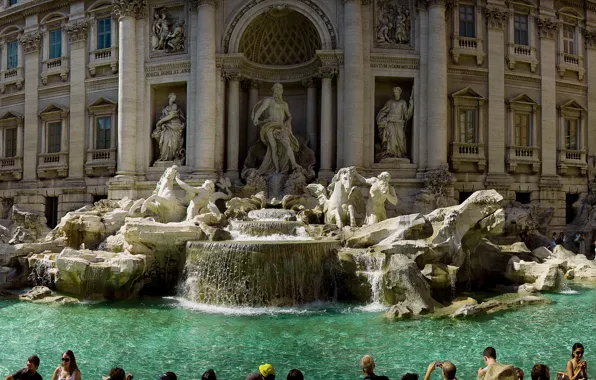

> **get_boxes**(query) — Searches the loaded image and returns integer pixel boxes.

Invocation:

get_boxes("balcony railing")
[506,44,538,72]
[85,148,116,176]
[558,148,587,175]
[557,53,585,80]
[0,66,23,93]
[451,36,485,65]
[506,145,540,173]
[450,142,486,172]
[37,152,68,178]
[0,156,22,180]
[41,56,69,84]
[88,46,119,77]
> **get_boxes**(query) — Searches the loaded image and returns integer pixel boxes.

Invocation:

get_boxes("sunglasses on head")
[62,358,70,362]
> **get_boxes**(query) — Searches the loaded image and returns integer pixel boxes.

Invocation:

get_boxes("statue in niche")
[376,86,414,160]
[152,92,186,163]
[362,172,398,225]
[251,83,300,175]
[151,8,185,52]
[375,0,412,48]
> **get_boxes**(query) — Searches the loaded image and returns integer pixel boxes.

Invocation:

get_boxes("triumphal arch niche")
[220,2,339,199]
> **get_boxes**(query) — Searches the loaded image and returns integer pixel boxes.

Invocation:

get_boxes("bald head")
[442,362,456,380]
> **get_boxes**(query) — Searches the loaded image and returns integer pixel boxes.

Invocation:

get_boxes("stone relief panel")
[149,3,187,58]
[374,0,414,49]
[374,77,415,163]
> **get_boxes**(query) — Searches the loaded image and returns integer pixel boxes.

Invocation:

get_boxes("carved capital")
[302,78,315,88]
[190,0,218,9]
[416,0,430,9]
[20,32,40,54]
[222,71,242,82]
[583,26,596,49]
[428,0,447,7]
[318,66,338,79]
[536,16,560,40]
[112,0,147,20]
[485,7,510,29]
[64,20,89,43]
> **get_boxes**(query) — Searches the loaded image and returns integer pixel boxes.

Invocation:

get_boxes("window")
[515,113,530,146]
[7,40,18,69]
[45,196,58,228]
[49,29,62,59]
[516,192,531,204]
[459,109,476,143]
[459,6,475,38]
[97,17,111,50]
[565,119,578,150]
[96,117,111,149]
[563,25,575,55]
[9,0,17,5]
[47,122,61,153]
[514,14,528,45]
[4,128,16,157]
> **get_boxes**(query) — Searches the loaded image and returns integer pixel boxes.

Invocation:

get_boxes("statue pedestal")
[373,157,418,178]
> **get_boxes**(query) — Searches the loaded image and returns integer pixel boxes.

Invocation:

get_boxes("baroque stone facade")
[0,0,594,231]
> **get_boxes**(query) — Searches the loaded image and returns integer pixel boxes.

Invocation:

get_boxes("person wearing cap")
[360,355,390,380]
[246,364,276,380]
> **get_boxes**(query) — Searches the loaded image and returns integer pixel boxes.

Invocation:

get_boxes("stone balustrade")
[85,148,116,177]
[0,66,23,93]
[41,56,69,84]
[88,46,118,76]
[557,52,585,80]
[37,152,68,179]
[0,156,22,180]
[450,36,485,65]
[506,145,540,173]
[506,44,538,72]
[557,148,587,176]
[450,142,486,172]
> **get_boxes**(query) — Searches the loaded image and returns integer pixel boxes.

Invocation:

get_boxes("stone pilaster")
[193,0,218,178]
[537,16,559,177]
[215,62,225,173]
[319,68,336,181]
[225,72,240,180]
[343,0,364,168]
[246,80,260,147]
[584,26,596,180]
[426,0,448,169]
[113,0,145,178]
[417,1,429,172]
[485,7,508,175]
[65,20,88,182]
[21,31,40,182]
[303,78,318,156]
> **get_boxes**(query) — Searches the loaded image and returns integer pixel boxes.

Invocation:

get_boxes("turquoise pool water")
[0,288,594,380]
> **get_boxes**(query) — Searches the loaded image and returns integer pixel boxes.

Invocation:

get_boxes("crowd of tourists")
[4,345,588,380]
[549,231,595,257]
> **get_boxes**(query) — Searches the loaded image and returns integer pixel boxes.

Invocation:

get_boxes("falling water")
[353,252,385,307]
[449,269,457,300]
[557,269,579,294]
[228,220,306,237]
[28,256,55,288]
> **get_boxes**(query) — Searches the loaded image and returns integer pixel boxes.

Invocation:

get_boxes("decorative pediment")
[88,97,117,114]
[0,25,22,38]
[0,111,23,127]
[450,87,486,106]
[508,94,539,111]
[559,99,586,111]
[39,104,69,120]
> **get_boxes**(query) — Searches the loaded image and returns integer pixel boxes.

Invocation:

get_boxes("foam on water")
[225,228,313,241]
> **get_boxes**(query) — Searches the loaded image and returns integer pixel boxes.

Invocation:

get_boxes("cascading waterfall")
[557,269,578,294]
[28,256,55,287]
[353,253,385,305]
[228,220,306,237]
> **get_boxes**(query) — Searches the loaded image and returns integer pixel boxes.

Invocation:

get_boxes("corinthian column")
[247,80,260,147]
[113,0,145,177]
[193,0,218,177]
[485,7,509,174]
[427,0,448,169]
[226,73,241,180]
[319,67,336,181]
[21,32,41,181]
[343,0,364,168]
[585,27,596,167]
[303,78,318,156]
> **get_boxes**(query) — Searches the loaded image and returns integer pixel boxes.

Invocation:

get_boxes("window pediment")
[0,25,22,40]
[450,87,486,106]
[39,104,69,120]
[0,111,23,127]
[557,8,582,24]
[508,93,539,111]
[88,97,117,114]
[508,0,536,13]
[558,99,585,117]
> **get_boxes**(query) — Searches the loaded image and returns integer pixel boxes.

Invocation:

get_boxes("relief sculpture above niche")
[374,0,413,49]
[150,3,187,57]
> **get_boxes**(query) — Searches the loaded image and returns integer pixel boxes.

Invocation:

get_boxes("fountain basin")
[228,220,306,237]
[183,240,341,306]
[247,208,296,221]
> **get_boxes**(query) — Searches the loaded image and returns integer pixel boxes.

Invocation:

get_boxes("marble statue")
[306,166,365,229]
[376,86,414,159]
[152,92,186,162]
[176,176,233,223]
[151,8,185,52]
[362,172,398,225]
[128,165,186,223]
[251,83,300,176]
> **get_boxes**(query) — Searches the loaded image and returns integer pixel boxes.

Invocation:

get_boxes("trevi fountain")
[1,83,596,379]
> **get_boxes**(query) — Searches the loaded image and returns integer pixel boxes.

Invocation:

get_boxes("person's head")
[483,347,497,365]
[572,343,585,359]
[400,373,419,380]
[108,368,126,380]
[286,369,303,380]
[62,350,78,371]
[531,364,550,380]
[515,367,524,380]
[26,355,40,373]
[272,83,283,100]
[360,355,376,375]
[442,362,456,380]
[259,364,276,380]
[393,86,403,100]
[201,369,216,380]
[160,372,177,380]
[552,233,557,238]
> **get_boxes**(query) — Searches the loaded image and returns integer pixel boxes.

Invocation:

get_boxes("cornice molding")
[370,54,420,70]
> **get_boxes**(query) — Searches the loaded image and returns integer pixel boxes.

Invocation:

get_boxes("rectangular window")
[97,18,112,50]
[47,122,61,153]
[515,113,530,146]
[565,119,578,150]
[514,14,529,45]
[563,25,576,55]
[459,5,475,38]
[49,29,62,59]
[459,109,476,144]
[7,40,18,69]
[9,0,17,5]
[96,117,111,150]
[4,128,17,158]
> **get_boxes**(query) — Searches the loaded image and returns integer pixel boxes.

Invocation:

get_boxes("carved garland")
[223,0,337,53]
[64,20,89,43]
[112,0,147,20]
[484,7,510,30]
[536,16,560,40]
[20,32,41,54]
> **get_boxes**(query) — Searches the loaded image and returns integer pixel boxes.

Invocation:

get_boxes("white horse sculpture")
[306,166,365,228]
